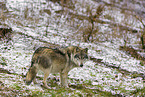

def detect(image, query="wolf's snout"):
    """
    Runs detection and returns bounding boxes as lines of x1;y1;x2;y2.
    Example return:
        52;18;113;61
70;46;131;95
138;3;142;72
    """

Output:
80;64;83;67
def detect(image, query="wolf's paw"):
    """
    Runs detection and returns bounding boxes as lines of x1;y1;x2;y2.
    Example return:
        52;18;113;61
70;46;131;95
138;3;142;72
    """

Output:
41;83;51;89
25;81;32;85
33;81;38;85
61;84;69;88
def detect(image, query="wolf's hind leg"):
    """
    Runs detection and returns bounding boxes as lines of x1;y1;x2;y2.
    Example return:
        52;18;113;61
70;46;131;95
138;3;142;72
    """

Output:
42;69;51;89
33;76;38;84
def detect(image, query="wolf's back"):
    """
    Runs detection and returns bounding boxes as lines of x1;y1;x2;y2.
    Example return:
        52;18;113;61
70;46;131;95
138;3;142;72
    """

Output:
31;47;66;67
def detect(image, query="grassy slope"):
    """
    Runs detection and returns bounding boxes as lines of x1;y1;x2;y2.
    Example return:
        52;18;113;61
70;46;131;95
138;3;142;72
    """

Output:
0;0;145;96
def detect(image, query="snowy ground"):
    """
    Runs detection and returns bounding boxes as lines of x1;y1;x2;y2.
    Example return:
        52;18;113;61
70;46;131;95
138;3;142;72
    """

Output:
0;0;145;96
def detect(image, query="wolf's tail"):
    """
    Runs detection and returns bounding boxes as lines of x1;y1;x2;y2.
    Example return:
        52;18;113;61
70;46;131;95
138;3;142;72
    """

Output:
25;64;37;85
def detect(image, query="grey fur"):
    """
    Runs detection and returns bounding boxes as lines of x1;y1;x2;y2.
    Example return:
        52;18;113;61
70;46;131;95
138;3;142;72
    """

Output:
26;46;88;88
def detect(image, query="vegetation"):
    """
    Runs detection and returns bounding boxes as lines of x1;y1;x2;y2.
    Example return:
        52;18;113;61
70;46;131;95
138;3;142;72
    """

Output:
0;0;145;96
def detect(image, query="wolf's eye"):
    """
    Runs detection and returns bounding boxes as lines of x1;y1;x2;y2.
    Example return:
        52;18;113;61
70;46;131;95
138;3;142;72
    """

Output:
74;54;80;59
83;54;88;59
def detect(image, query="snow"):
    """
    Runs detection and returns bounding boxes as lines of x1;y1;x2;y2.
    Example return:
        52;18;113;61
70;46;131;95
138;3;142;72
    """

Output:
1;0;145;96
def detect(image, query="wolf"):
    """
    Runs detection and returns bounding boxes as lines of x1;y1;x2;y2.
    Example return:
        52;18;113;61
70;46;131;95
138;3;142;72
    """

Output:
25;46;88;88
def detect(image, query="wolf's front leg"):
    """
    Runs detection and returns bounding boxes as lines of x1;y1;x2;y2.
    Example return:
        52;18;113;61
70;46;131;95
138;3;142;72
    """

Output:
60;72;69;88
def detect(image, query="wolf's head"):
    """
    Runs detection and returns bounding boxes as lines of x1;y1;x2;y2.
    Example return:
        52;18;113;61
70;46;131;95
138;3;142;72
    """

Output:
68;46;88;67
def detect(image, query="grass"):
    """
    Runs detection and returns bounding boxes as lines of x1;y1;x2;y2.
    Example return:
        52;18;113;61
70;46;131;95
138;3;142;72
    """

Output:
1;0;145;96
0;72;118;97
0;53;144;97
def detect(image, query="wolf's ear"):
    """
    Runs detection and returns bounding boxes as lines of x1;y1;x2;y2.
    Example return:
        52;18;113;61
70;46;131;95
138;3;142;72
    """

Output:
83;48;88;53
67;50;71;58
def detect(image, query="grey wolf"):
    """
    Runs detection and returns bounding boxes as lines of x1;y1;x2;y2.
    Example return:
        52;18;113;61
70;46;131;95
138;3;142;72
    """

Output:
25;46;88;88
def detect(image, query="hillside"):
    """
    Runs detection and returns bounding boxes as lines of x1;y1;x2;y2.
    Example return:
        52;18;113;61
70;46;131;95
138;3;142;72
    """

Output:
0;0;145;96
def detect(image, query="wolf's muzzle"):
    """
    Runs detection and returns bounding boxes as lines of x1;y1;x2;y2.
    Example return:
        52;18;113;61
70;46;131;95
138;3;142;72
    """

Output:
80;64;83;67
